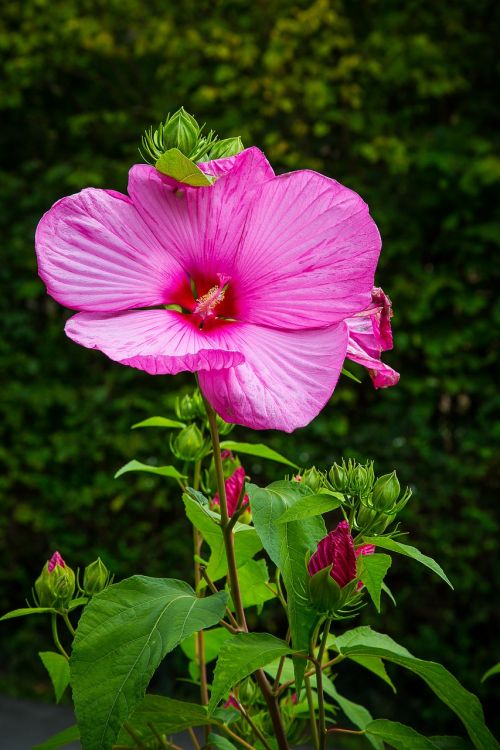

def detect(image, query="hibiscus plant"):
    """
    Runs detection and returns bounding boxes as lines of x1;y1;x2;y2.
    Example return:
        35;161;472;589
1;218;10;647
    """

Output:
2;109;497;750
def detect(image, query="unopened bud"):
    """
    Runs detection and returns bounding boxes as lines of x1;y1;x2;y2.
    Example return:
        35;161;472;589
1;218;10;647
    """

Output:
308;565;342;614
175;393;197;421
208;137;244;160
372;471;400;511
171;424;205;461
83;558;111;596
329;463;347;492
215;413;234;436
301;467;324;494
35;552;75;610
163;107;200;155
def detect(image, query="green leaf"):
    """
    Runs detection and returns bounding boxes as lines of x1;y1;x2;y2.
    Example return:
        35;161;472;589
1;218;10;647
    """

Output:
208;733;238;750
481;662;500;682
155;148;214;186
230;559;276;609
115;695;212;746
114;460;185;480
348;655;397;692
68;597;89;610
357;553;392;612
131;417;185;430
0;606;55;620
341;366;362;383
208;632;292;713
333;626;498;750
366;719;441;749
39;651;70;703
219;441;298;468
363;536;453;589
248;481;326;690
183;493;262;581
180;627;232;664
321;676;384;750
70;575;227;750
430;737;473;750
277;492;343;523
32;725;79;750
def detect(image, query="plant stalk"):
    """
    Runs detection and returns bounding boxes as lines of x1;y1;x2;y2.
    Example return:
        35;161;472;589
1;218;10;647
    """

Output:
315;619;331;750
51;614;69;659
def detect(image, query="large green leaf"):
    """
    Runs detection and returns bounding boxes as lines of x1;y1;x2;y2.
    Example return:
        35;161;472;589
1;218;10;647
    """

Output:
363;536;453;589
347;654;396;692
219;441;298;468
114;460;185;481
248;481;326;688
32;726;80;750
70;576;227;750
131;417;185;430
277;492;343;523
183;493;262;581
357;553;392;612
365;719;441;749
155;148;214;186
39;651;70;703
208;632;292;713
321;675;384;750
333;627;498;750
115;695;211;747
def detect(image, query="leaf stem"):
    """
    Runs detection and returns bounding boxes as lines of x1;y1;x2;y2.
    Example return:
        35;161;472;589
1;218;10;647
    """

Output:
62;611;75;637
315;619;331;750
233;697;274;750
192;458;210;736
305;675;319;750
220;724;258;750
187;726;202;750
51;614;69;659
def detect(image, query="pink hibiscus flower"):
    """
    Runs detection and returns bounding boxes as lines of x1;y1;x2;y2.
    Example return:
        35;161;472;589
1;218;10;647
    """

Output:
345;287;399;388
35;147;382;432
308;520;375;589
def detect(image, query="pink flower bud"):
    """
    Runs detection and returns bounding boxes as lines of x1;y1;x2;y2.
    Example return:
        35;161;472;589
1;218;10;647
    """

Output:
212;467;250;518
308;521;357;588
47;551;66;573
224;695;240;711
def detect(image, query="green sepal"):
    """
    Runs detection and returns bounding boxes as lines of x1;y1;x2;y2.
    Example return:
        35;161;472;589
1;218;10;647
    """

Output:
155;148;215;186
307;565;342;614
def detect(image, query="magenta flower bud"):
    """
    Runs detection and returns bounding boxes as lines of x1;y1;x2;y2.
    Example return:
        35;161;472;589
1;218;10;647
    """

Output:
224;695;240;711
211;467;250;520
35;552;75;610
47;551;66;573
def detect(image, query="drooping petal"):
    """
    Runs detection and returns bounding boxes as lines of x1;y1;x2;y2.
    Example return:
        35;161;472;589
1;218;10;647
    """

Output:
346;287;400;388
231;169;382;329
128;148;275;292
65;310;245;375
198;321;348;432
35;189;190;312
308;521;357;588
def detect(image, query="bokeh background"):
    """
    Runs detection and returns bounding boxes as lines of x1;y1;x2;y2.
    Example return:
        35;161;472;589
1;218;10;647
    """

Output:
1;0;499;741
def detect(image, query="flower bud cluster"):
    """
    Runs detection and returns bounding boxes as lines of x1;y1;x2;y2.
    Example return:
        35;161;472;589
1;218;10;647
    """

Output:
33;552;113;611
171;388;234;463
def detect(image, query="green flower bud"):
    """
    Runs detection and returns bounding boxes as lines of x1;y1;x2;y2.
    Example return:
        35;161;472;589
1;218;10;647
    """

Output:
171;424;206;461
162;107;200;155
215;413;234;436
372;471;400;511
301;467;324;494
356;506;392;533
175;393;197;421
208;137;244;160
83;557;111;596
35;552;75;610
238;677;257;704
329;463;347;492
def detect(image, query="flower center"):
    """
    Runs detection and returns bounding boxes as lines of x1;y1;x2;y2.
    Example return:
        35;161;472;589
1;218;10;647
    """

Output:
193;273;231;320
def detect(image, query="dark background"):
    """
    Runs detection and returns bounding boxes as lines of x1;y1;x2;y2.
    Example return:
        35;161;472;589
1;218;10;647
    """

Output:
1;0;499;741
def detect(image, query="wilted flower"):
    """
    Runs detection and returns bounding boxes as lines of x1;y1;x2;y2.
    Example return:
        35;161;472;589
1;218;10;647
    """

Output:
211;466;250;522
36;147;383;432
345;287;399;388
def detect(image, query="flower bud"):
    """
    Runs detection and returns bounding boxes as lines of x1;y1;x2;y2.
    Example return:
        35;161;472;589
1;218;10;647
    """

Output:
83;557;111;596
174;393;197;421
372;471;400;512
329;463;347;492
171;424;206;461
215;413;234;436
35;552;75;610
308;565;342;614
162;107;200;155
301;467;324;494
208;137;244;160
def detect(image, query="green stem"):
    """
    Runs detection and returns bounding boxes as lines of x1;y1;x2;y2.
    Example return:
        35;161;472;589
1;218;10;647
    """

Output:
192;459;210;733
315;620;331;750
305;675;319;750
51;614;69;659
62;612;75;637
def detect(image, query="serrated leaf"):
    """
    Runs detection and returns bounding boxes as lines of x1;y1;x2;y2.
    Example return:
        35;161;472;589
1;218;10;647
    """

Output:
70;575;227;750
357;553;392;612
39;651;70;703
333;626;498;750
114;460;185;480
32;725;79;750
208;633;292;713
481;662;500;682
115;695;212;746
0;606;55;620
348;655;396;692
363;536;453;588
219;441;298;468
248;481;325;692
131;417;185;430
183;493;262;581
366;719;441;749
277;492;343;523
155;148;214;186
321;676;384;750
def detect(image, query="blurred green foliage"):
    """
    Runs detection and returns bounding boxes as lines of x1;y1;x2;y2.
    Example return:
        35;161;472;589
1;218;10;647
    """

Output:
0;0;498;736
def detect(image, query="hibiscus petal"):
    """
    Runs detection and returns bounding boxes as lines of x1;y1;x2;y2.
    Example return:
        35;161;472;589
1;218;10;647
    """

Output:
127;147;275;286
233;170;382;329
65;310;245;375
198;321;348;432
35;189;190;312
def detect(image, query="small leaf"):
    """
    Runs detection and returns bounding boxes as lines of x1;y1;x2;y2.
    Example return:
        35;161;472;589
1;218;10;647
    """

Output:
277;492;343;523
481;662;500;682
208;733;238;750
348;655;397;692
357;553;392;612
115;695;212;746
68;597;88;611
0;607;55;620
155;148;214;186
209;633;292;713
363;536;453;588
132;417;185;430
32;725;79;750
366;719;441;749
341;366;362;383
39;651;70;703
219;441;298;468
114;460;185;480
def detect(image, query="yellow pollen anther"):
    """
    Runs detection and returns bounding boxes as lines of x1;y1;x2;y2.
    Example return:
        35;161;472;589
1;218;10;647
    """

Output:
194;277;229;319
